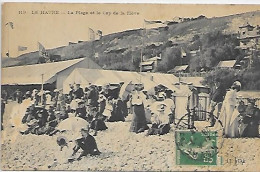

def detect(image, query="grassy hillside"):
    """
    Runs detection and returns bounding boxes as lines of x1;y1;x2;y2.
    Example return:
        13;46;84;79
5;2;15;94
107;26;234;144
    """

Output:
2;10;260;69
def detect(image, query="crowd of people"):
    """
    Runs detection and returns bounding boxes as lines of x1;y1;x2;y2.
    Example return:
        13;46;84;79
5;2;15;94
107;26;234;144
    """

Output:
1;79;260;161
209;80;260;138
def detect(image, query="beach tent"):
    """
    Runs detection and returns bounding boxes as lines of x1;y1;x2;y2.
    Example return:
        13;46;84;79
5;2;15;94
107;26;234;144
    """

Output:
63;68;181;94
63;68;122;94
140;72;180;93
63;69;159;94
2;57;101;88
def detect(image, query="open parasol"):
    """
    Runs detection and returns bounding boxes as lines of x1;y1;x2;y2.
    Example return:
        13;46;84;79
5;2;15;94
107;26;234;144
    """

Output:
57;116;88;132
56;117;89;141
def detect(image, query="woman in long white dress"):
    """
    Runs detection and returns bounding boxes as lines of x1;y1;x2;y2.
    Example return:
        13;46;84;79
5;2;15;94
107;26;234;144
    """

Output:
219;81;241;138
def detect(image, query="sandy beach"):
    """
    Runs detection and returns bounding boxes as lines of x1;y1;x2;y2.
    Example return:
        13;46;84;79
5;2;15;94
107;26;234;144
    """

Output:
1;102;260;171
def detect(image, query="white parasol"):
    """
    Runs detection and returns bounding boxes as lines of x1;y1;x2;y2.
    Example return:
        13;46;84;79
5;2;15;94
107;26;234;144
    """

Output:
56;117;89;141
57;116;88;132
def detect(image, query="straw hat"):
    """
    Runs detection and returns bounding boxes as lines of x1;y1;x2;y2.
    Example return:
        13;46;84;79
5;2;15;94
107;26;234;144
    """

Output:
248;98;256;105
80;124;90;132
232;81;241;90
44;90;51;94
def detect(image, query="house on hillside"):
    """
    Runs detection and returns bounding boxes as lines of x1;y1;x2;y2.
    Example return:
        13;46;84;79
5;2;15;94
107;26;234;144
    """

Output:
167;65;189;77
171;65;189;73
140;55;162;72
237;23;260;52
216;60;239;69
236;22;260;68
2;57;101;92
190;50;199;57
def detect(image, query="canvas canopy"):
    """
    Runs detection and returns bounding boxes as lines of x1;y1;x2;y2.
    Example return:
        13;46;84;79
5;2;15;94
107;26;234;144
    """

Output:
63;68;179;94
2;58;86;85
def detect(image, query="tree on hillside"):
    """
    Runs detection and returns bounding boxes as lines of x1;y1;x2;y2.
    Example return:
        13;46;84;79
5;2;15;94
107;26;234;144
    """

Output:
189;56;201;72
203;68;238;90
203;60;260;90
156;47;181;72
107;61;135;71
189;31;241;72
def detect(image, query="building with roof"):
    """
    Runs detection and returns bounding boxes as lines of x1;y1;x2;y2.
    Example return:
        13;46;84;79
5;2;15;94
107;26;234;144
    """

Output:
140;55;162;72
189;50;199;57
216;60;237;69
2;57;101;91
236;23;260;68
171;65;189;73
238;23;260;40
179;77;210;94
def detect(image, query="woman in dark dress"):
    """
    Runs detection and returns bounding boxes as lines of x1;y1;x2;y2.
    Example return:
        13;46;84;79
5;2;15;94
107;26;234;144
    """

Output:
90;111;108;136
129;89;148;133
108;98;125;122
240;99;260;138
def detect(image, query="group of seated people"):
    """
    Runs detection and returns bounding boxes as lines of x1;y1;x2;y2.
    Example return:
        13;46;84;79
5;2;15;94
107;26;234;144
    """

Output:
237;99;260;138
21;103;68;135
61;84;177;162
19;82;177;138
129;86;176;136
15;83;260;162
19;83;128;136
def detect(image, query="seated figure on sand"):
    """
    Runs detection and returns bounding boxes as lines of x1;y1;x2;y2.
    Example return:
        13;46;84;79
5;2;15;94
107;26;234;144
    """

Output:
69;126;101;161
146;92;171;136
238;98;260;138
21;104;59;135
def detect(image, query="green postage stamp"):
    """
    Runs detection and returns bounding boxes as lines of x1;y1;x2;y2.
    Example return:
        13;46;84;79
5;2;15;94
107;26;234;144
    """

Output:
175;130;219;166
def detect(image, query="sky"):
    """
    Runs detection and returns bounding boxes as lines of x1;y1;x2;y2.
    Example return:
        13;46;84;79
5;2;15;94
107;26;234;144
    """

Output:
1;3;260;57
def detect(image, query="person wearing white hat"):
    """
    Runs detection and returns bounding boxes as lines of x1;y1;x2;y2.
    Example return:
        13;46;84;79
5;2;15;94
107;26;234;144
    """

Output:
146;100;172;136
219;80;241;138
163;92;176;124
98;93;106;115
44;91;52;108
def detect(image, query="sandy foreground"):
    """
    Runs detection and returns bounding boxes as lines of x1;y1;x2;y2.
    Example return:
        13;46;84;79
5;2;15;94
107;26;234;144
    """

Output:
1;102;260;171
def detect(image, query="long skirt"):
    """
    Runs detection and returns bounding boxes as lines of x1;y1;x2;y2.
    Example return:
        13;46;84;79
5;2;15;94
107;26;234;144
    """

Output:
90;119;108;131
99;101;106;114
122;101;128;117
241;122;259;138
108;101;125;122
219;104;236;137
229;117;240;138
129;103;148;133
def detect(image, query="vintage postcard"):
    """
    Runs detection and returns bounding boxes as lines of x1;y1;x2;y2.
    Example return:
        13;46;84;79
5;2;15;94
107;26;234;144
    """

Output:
1;2;260;171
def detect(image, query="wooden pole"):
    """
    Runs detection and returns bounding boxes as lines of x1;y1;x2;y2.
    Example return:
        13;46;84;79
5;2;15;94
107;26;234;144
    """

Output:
7;23;10;57
41;74;44;105
140;20;145;73
179;71;181;84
